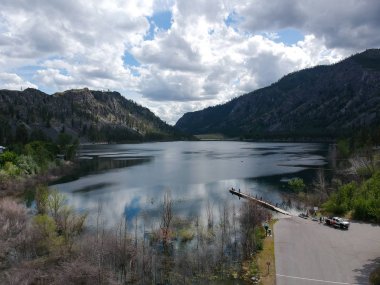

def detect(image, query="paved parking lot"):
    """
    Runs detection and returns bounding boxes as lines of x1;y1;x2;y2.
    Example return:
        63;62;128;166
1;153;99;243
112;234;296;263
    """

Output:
274;216;380;284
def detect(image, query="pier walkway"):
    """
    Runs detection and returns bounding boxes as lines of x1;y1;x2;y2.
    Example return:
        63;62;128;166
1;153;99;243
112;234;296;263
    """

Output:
229;188;292;216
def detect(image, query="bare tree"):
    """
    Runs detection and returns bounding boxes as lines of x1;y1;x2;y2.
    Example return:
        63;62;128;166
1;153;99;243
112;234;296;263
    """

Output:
313;168;329;203
350;155;376;178
206;199;214;229
239;201;266;259
218;202;229;277
47;189;66;222
160;191;173;246
95;202;105;285
159;191;174;284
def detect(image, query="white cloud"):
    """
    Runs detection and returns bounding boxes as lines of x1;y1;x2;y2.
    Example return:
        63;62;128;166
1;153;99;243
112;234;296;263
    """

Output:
0;72;37;90
0;0;378;124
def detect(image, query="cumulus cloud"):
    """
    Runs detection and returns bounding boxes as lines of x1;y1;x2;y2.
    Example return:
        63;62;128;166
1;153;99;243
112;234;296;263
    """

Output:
0;0;151;92
0;72;37;90
236;0;380;50
133;31;205;73
0;0;379;124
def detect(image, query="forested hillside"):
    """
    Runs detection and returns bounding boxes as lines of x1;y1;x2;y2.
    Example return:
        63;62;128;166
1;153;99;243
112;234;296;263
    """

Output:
0;88;188;144
176;49;380;141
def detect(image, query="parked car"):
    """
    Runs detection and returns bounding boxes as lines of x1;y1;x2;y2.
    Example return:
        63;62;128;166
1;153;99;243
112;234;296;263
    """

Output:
298;213;308;219
325;216;350;229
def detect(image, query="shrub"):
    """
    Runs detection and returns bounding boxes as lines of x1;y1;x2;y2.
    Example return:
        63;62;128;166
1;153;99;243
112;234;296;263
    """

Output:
32;214;61;255
322;182;357;215
33;214;57;237
288;177;306;192
178;228;194;243
353;172;380;222
0;151;18;167
323;172;380;222
57;206;87;249
0;198;27;240
3;161;21;177
16;155;39;175
353;198;371;220
35;185;50;215
370;266;380;285
24;141;55;169
47;189;66;221
0;199;29;267
0;170;8;183
55;259;117;284
254;227;264;251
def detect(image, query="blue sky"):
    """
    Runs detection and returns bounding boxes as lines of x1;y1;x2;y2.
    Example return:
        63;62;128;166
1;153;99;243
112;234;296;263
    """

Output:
123;52;140;67
144;10;173;40
0;0;378;124
274;28;304;45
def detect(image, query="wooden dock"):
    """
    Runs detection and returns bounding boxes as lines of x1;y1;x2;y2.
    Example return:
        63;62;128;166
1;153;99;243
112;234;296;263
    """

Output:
229;189;292;216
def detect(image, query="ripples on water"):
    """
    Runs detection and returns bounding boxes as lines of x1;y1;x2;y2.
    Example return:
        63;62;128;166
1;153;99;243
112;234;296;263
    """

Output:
50;141;330;227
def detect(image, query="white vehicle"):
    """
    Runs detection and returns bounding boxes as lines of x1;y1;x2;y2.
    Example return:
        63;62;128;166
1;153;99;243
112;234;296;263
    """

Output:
325;216;350;229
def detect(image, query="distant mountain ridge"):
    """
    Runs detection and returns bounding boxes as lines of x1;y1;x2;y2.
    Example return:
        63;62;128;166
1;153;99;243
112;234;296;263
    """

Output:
0;88;187;144
175;49;380;139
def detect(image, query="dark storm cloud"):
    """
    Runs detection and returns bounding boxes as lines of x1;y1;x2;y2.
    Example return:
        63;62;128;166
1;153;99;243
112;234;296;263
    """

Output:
237;0;380;50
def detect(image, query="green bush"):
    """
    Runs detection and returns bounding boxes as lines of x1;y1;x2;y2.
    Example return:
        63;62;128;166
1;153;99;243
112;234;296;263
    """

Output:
16;154;40;175
34;214;57;237
354;172;380;222
323;182;356;215
33;214;61;255
3;161;21;177
254;227;264;251
0;150;18;167
24;141;56;169
323;199;347;215
353;198;371;220
288;177;306;192
324;172;380;222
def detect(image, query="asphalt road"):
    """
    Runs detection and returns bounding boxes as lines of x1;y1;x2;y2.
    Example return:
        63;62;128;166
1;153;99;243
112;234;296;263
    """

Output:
274;216;380;285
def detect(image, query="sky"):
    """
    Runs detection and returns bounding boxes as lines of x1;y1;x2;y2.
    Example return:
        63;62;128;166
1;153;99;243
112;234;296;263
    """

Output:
1;0;379;125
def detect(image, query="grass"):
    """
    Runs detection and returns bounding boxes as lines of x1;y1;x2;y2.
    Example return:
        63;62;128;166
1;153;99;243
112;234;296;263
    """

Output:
256;219;277;285
240;219;277;284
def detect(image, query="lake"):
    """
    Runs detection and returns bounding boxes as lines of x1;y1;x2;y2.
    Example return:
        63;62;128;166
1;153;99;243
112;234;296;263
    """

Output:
51;141;330;226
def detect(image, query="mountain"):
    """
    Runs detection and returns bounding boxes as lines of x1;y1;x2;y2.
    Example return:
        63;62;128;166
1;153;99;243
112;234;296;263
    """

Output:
0;88;188;144
175;49;380;140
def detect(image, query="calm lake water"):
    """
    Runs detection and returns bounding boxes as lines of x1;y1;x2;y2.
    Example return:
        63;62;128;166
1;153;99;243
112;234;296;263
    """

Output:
51;141;330;226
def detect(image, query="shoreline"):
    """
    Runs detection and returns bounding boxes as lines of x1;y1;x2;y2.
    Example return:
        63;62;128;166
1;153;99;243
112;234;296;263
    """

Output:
0;161;76;199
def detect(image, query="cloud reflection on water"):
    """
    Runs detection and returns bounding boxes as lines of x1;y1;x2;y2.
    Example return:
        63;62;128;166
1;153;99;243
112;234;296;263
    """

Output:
51;141;329;228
